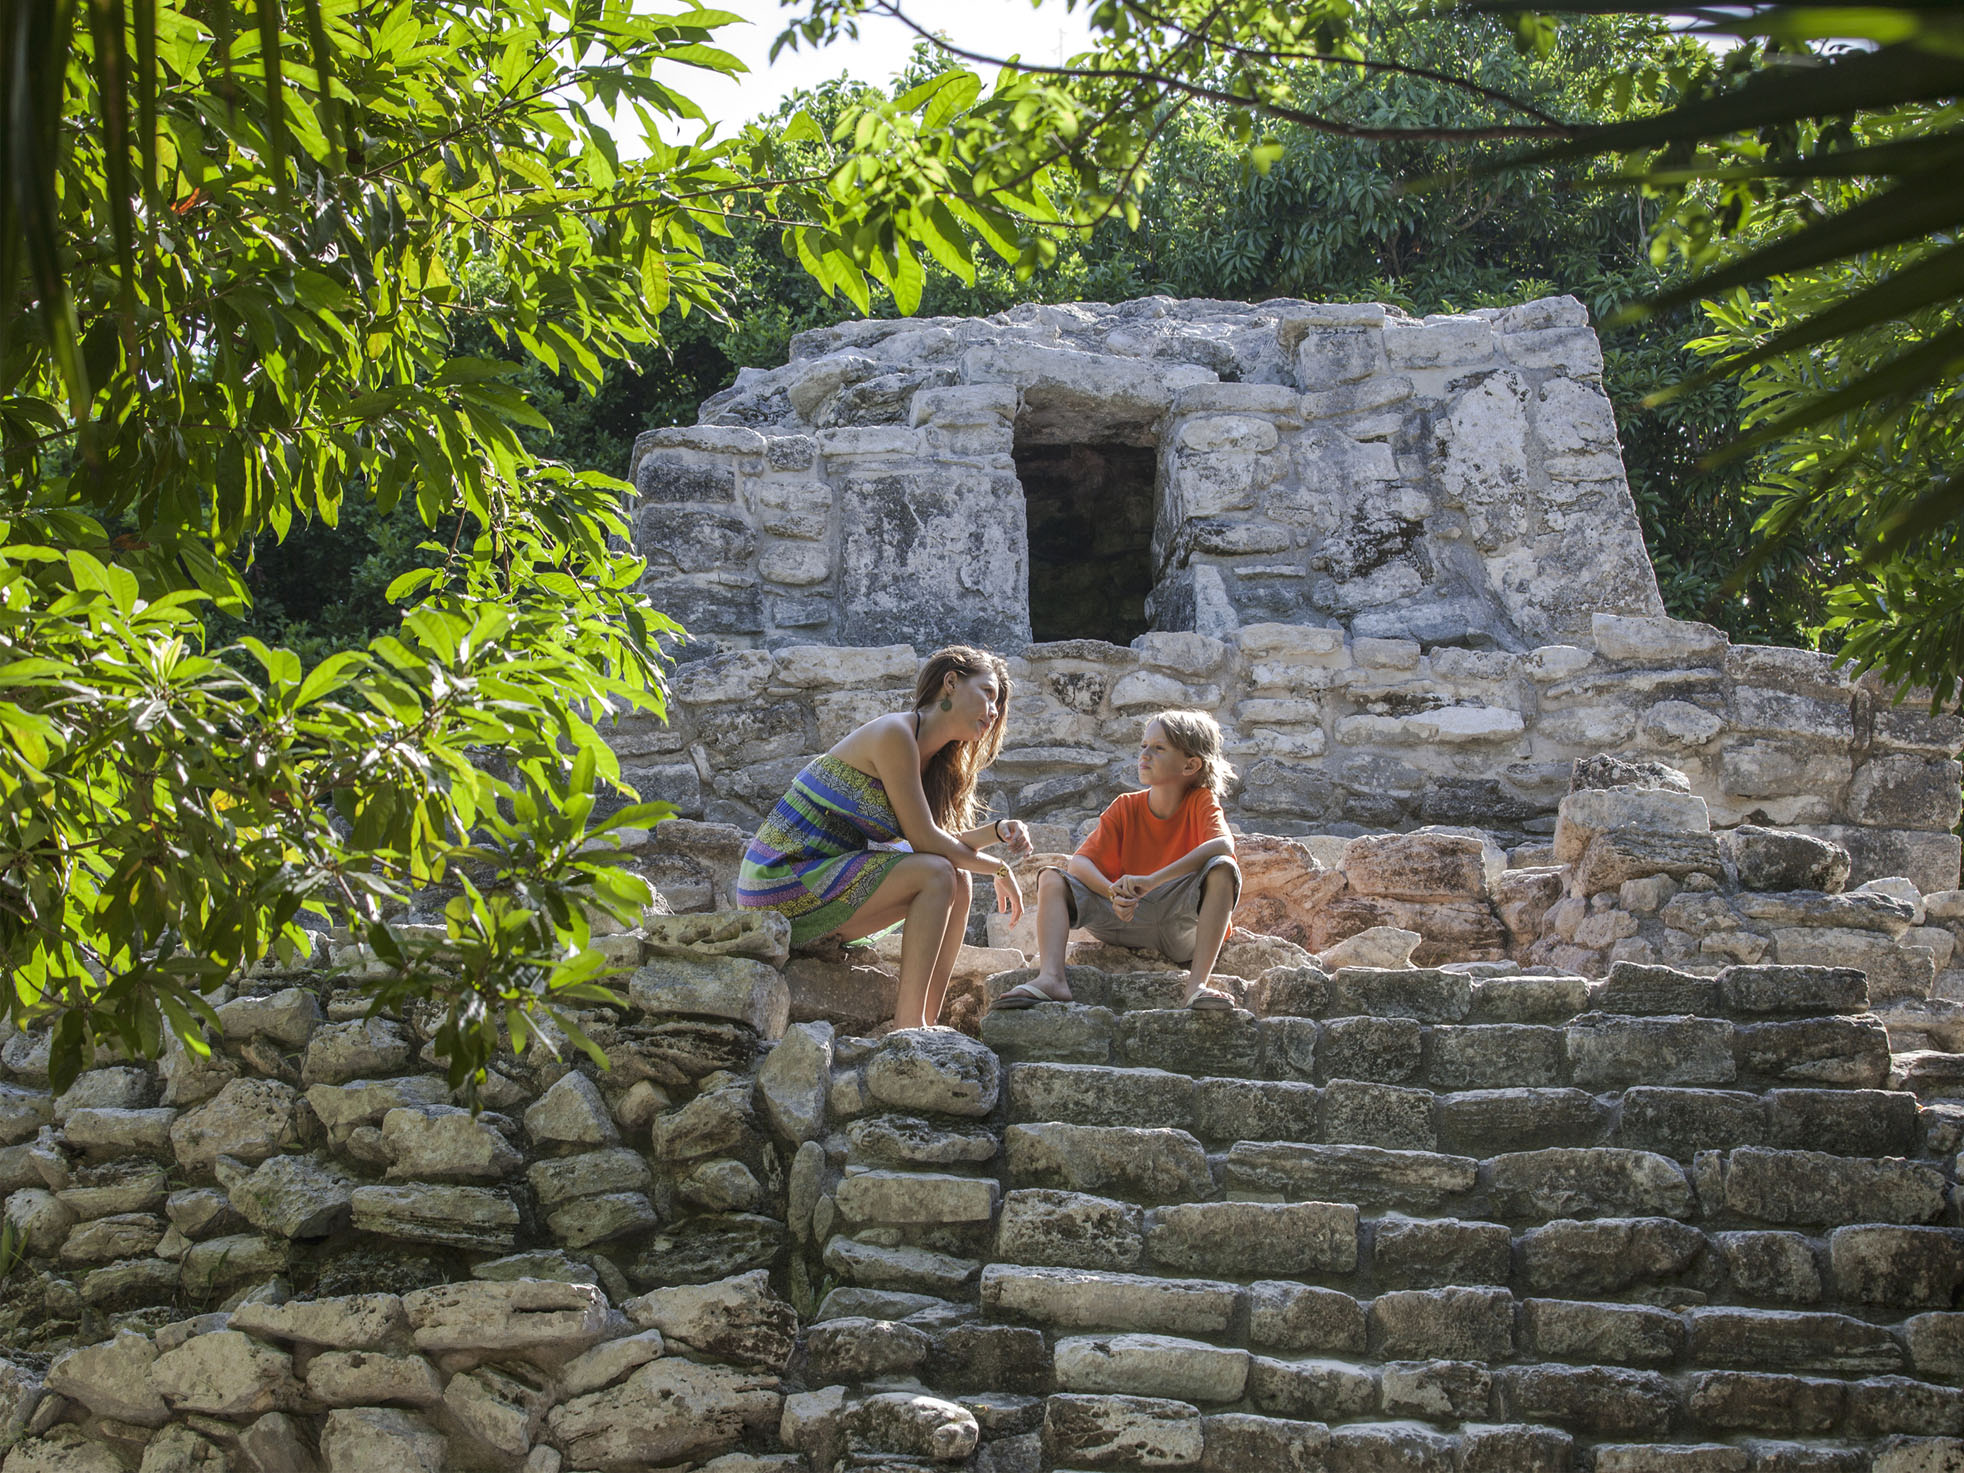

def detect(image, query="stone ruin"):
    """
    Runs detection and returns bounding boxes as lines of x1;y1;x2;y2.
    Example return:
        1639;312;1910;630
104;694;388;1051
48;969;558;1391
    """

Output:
6;298;1964;1472
624;296;1963;894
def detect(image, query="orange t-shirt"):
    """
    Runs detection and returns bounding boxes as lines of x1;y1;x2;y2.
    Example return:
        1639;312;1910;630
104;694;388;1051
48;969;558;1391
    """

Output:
1077;786;1233;885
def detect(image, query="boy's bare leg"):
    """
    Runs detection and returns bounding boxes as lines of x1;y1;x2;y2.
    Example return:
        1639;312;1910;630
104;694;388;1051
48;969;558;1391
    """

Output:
1180;865;1236;1005
920;869;973;1026
1026;868;1076;1001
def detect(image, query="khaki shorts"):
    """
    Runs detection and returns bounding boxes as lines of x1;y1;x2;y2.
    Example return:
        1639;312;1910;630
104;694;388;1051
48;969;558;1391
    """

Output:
1057;856;1242;964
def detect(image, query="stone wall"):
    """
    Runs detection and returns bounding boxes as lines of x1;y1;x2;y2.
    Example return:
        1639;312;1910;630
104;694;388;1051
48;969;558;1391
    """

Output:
17;889;1964;1471
632;296;1664;656
618;620;1963;894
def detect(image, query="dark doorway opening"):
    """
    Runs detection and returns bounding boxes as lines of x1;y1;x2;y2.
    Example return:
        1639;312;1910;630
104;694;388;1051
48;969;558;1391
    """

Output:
1016;440;1158;646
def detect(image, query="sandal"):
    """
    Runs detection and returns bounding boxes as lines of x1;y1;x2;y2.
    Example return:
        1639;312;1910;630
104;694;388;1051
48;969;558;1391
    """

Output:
991;981;1070;1011
1185;987;1234;1012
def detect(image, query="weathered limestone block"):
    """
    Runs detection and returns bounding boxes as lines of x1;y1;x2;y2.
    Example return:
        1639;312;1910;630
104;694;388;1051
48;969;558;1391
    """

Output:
630;956;790;1037
1192;1077;1318;1142
1830;1226;1964;1309
1503;1363;1677;1437
444;1362;551;1458
864;1029;1000;1116
1373;1215;1512;1288
304;1075;449;1137
1522;1298;1685;1365
547;1359;781;1469
1516;1216;1708;1296
1316;1015;1424;1082
381;1104;522;1181
1718;1230;1823;1304
822;1235;978;1296
1246;1281;1367;1354
46;1330;167;1425
0;1428;127;1473
1567;1014;1734;1088
1718;963;1868;1016
170;1079;298;1172
305;1349;444;1406
841;1391;979;1461
1488;1147;1693;1220
1006;1123;1213;1202
1738;889;1917;935
58;1210;164;1264
61;1106;175;1156
1439;1086;1602;1157
1245;1355;1376;1421
1226;1140;1475;1209
996;1189;1145;1271
1007;1062;1194;1130
1042;1392;1204;1468
1710;1147;1947;1225
1615;1087;1764;1158
318;1408;447;1473
1146;1200;1357;1277
227;1152;354;1238
229;1292;406;1349
1054;1334;1249;1403
980;1263;1238;1335
1689;1306;1903;1373
846;1113;997;1168
1372;1286;1515;1360
1773;926;1935;1002
405;1277;609;1352
152;1330;295;1417
523;1071;619;1148
834;1169;998;1225
755;1021;832;1144
1317;927;1421;971
1722;827;1851;893
527;1146;652;1206
1343;832;1489;900
350;1183;518;1251
301;1017;412;1086
1330;967;1472;1022
217;987;323;1049
1735;1016;1890;1087
801;1317;928;1382
1200;1411;1332;1473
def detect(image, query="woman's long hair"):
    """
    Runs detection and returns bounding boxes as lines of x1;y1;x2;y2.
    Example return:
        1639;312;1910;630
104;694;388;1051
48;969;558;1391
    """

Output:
914;645;1012;832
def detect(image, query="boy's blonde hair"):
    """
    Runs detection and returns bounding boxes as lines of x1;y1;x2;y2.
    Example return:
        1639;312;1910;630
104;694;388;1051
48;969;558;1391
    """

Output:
1151;709;1236;794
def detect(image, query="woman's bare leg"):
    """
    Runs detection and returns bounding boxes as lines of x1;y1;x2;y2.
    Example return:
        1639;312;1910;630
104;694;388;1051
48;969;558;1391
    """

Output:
919;868;973;1027
832;853;959;1030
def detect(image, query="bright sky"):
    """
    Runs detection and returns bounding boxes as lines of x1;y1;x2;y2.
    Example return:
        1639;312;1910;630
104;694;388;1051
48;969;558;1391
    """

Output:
653;0;1100;136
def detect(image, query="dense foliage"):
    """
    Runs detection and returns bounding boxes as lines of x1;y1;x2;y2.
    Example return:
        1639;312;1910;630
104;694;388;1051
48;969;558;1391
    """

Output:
237;16;1812;663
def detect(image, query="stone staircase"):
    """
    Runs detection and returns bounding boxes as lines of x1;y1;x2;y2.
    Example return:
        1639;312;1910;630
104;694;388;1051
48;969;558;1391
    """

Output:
792;953;1964;1472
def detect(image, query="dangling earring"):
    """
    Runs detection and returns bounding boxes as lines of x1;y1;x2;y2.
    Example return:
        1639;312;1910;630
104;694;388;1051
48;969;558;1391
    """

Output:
939;696;953;711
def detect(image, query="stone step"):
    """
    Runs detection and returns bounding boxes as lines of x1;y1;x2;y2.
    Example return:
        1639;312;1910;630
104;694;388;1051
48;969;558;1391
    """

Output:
1002;1062;1924;1160
984;1002;1892;1093
994;1189;1357;1280
984;960;1874;1030
1034;1347;1961;1445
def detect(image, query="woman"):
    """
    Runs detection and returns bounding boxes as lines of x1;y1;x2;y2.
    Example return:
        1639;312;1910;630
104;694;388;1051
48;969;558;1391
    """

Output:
737;645;1033;1032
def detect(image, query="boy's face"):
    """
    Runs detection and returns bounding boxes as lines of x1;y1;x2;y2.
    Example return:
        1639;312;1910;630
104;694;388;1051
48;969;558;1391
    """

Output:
1138;720;1200;788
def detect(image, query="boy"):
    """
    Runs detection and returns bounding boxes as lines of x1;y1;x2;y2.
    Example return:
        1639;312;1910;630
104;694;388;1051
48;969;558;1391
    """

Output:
994;709;1241;1011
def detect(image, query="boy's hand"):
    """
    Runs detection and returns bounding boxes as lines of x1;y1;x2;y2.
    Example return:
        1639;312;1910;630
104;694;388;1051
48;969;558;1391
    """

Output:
1111;873;1156;901
1109;893;1138;922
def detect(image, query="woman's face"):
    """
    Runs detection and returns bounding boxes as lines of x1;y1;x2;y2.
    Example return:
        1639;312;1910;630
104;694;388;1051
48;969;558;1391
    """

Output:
945;669;1003;741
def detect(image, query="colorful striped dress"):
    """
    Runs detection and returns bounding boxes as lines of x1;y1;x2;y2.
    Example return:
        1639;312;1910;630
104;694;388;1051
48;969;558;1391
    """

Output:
736;754;908;945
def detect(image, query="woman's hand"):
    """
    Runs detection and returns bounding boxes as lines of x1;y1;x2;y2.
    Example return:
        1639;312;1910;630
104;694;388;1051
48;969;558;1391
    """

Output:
995;819;1034;858
993;866;1025;924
